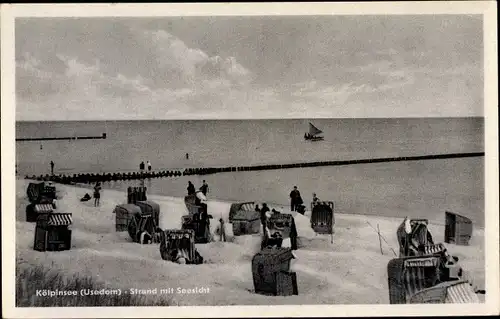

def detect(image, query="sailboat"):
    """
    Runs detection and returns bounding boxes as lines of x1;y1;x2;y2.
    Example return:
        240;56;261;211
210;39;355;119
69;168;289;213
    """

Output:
304;122;324;142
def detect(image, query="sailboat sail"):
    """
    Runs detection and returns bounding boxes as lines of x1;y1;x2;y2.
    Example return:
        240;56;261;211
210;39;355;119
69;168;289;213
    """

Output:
309;122;323;136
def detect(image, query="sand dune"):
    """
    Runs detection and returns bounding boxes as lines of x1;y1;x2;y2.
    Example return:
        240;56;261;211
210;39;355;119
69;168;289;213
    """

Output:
15;179;485;305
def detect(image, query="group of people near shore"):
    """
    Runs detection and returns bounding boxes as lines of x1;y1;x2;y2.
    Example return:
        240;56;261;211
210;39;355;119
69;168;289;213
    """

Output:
139;161;153;172
187;180;209;196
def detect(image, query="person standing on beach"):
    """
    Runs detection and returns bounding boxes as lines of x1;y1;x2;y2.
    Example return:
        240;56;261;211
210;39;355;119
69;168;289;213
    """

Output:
187;181;196;195
147;161;152;172
186;153;189;160
50;161;55;175
93;182;102;207
260;203;270;229
289;186;301;211
312;193;319;204
139;161;145;172
200;180;209;196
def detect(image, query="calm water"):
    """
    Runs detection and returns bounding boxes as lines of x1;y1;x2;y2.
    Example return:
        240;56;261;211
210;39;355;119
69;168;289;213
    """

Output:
16;118;485;226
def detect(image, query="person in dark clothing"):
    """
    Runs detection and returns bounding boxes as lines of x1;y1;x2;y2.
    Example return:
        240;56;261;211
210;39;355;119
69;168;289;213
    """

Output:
187;181;196;195
200;180;209;196
50;161;55;175
289;186;301;211
260;203;270;227
139;161;145;171
255;204;260;212
186;153;189;160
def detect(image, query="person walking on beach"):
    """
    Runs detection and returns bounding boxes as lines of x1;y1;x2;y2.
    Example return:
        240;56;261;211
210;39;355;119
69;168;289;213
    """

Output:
186;153;189;160
147;161;152;172
200;180;209;196
93;182;102;207
187;181;196;195
289;186;301;211
50;161;55;175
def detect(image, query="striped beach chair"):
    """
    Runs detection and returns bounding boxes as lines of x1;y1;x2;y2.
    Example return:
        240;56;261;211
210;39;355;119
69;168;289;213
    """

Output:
409;280;480;304
33;212;73;252
387;255;442;304
26;203;54;222
229;201;255;223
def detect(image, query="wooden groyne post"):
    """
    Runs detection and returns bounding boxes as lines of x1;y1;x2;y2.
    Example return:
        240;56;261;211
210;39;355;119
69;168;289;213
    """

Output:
16;133;107;142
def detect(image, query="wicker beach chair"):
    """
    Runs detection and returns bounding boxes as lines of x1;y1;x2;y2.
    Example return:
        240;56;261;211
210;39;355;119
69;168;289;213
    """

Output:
310;201;335;243
127;211;160;244
409;280;480;304
159;229;203;265
181;213;213;244
228;201;255;223
252;247;298;296
112;203;142;232
387;247;470;304
263;213;298;250
396;218;435;257
445;211;473;246
34;212;73;252
232;210;261;236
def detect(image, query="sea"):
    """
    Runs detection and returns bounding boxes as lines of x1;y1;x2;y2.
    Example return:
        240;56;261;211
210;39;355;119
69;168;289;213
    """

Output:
15;118;485;226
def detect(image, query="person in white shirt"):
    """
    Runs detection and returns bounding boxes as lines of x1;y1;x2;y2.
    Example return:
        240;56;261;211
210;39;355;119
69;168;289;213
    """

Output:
147;161;152;172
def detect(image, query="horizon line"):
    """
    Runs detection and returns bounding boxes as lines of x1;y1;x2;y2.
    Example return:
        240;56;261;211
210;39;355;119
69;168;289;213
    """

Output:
15;116;485;123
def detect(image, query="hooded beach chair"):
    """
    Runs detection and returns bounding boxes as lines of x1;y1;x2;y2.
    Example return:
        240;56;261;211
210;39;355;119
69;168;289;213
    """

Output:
33;212;73;252
396;217;435;257
112;203;142;231
310;201;335;243
409;280;480;304
387;247;469;304
264;213;298;250
127;211;159;244
252;247;298;296
159;229;203;265
228;201;255;223
445;211;473;246
231;210;261;236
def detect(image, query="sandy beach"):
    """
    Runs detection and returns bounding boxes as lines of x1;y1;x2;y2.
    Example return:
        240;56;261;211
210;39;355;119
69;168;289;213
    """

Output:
15;178;485;306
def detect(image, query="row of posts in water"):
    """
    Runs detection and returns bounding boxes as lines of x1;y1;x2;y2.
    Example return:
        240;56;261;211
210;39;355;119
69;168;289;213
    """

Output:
24;152;485;184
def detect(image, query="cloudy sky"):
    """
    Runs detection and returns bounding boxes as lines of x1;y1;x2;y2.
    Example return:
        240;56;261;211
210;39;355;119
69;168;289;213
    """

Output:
15;15;483;121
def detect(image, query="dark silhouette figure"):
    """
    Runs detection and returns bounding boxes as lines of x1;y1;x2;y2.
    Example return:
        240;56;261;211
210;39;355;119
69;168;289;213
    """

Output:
200;180;209;196
139;161;145;171
187;181;196;195
289;186;301;211
186;153;189;160
93;182;102;207
50;161;55;175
